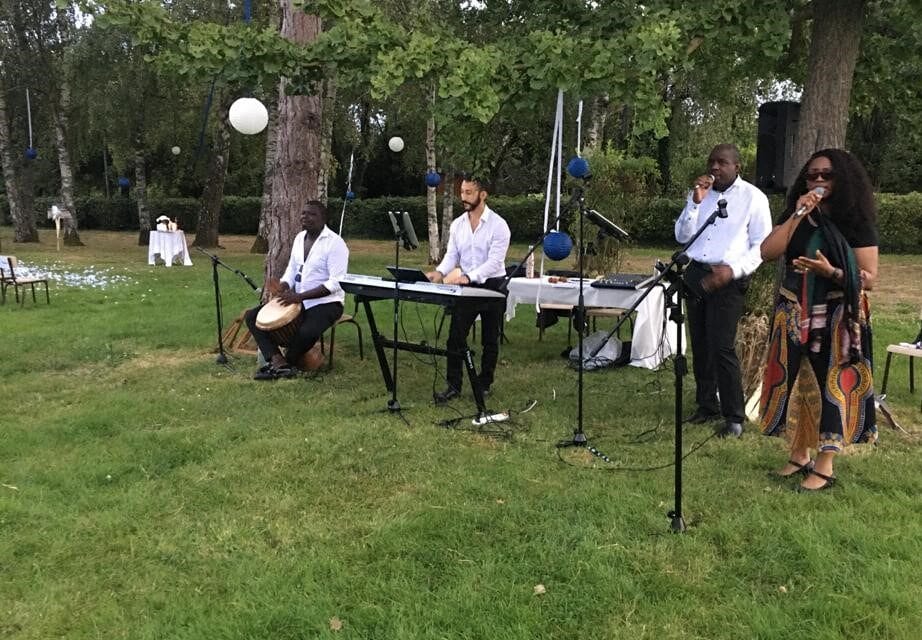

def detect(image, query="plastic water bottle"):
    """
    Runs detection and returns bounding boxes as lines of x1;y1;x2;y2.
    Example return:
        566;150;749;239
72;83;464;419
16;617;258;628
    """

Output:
526;246;535;278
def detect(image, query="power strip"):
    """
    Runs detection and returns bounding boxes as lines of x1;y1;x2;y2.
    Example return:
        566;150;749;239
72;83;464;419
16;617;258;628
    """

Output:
472;412;509;426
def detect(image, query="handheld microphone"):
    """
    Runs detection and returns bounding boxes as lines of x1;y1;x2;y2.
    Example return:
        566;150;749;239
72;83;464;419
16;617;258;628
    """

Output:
401;211;420;250
586;209;630;240
717;199;728;218
793;186;827;218
692;174;715;189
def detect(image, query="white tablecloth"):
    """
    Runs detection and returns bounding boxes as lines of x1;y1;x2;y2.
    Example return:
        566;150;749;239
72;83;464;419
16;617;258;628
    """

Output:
148;231;192;267
504;276;683;369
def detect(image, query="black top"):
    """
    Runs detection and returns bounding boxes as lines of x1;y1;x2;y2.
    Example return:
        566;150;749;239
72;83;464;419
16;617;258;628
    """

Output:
781;213;877;294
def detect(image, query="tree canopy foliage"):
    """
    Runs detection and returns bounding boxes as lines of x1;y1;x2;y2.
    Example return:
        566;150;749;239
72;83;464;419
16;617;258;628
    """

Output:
3;0;922;239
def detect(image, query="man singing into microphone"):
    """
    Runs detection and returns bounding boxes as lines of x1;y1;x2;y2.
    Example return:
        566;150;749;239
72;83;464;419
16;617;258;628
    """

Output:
675;143;772;437
426;174;511;403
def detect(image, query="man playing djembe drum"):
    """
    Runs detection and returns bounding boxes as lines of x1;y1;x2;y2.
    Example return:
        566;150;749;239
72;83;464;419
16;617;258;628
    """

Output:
245;201;349;380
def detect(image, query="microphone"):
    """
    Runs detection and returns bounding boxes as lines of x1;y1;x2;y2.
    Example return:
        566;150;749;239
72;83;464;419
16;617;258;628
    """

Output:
401;211;419;250
793;186;827;218
586;209;630;240
241;273;259;290
692;174;715;189
717;199;728;218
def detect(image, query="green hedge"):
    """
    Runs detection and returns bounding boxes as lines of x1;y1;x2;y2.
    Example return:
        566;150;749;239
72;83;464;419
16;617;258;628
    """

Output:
876;192;922;253
3;192;920;252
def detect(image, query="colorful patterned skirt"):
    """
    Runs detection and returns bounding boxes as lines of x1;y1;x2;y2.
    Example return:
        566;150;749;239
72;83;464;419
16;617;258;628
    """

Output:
759;290;877;452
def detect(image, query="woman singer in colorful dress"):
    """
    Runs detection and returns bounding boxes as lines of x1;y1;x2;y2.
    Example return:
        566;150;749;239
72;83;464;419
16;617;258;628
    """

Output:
758;148;878;491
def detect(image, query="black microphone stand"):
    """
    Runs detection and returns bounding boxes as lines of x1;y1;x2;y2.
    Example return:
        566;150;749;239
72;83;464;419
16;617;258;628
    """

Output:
586;200;727;532
554;184;612;461
195;246;260;367
387;212;409;416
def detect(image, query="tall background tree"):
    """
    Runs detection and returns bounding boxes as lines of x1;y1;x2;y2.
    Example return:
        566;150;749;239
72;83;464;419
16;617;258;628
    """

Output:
4;0;922;257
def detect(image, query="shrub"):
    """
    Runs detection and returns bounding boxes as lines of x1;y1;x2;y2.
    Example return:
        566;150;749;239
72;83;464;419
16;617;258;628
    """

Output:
2;192;919;253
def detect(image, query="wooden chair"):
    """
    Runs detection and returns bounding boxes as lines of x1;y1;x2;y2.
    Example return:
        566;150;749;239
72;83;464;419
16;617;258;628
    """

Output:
1;256;50;306
880;306;922;411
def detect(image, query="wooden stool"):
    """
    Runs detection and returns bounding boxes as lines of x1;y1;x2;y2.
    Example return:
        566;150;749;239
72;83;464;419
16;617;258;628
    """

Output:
586;307;633;339
321;314;364;370
538;303;574;344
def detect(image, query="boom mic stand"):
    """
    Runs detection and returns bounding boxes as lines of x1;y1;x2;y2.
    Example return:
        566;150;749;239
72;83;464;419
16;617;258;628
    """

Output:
195;246;260;367
587;199;728;532
554;184;612;461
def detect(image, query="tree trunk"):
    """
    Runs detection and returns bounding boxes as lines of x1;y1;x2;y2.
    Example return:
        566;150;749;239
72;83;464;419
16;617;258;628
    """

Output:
0;88;36;242
134;143;151;246
440;168;454;257
18;158;38;242
788;0;865;185
193;93;231;248
425;84;440;264
265;2;322;285
586;94;610;150
251;99;278;254
352;99;373;196
317;74;337;206
53;61;82;245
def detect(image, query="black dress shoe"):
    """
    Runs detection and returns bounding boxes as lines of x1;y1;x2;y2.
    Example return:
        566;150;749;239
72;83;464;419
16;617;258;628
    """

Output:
684;409;721;424
434;386;461;404
253;364;277;381
716;421;743;438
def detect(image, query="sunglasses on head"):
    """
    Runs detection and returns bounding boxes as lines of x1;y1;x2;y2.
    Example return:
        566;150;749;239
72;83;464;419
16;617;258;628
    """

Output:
805;169;835;181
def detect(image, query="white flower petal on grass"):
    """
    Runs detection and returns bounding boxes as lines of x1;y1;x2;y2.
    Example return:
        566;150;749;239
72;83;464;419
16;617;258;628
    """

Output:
12;259;136;289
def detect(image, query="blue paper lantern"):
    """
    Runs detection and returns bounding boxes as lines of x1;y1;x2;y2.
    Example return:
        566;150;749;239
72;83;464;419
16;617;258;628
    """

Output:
543;231;573;261
566;156;590;179
345;190;356;201
25;147;38;160
117;176;130;189
425;171;441;188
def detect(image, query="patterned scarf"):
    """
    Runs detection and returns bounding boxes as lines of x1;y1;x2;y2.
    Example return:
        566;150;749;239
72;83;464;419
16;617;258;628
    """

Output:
799;216;862;363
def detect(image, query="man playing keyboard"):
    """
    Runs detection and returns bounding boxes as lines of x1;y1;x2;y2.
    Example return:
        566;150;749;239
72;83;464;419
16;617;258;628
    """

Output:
426;174;511;403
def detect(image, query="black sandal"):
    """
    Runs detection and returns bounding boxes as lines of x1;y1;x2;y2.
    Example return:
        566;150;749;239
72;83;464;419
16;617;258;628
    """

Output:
777;458;814;478
797;469;837;492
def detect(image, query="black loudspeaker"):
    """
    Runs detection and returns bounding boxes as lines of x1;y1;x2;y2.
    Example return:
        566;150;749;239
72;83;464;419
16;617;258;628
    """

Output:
755;101;800;193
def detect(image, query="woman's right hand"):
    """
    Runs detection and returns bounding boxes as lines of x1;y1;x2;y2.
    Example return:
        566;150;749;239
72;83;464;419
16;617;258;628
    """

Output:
792;189;824;220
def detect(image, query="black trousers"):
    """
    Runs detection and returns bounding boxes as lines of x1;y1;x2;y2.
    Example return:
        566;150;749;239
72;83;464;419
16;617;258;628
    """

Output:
445;279;505;391
244;301;343;366
685;277;747;423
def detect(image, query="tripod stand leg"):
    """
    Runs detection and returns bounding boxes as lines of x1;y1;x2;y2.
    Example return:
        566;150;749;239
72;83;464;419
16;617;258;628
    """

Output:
210;256;228;364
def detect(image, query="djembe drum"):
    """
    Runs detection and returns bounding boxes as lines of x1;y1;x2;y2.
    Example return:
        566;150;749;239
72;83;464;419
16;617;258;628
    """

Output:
254;298;325;371
255;298;302;346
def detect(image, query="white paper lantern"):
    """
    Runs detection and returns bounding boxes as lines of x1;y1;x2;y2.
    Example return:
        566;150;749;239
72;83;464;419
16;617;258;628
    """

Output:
171;146;181;155
388;136;405;153
229;97;269;135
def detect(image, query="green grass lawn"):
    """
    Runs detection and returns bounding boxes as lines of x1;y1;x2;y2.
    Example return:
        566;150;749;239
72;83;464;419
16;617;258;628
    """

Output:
2;230;921;639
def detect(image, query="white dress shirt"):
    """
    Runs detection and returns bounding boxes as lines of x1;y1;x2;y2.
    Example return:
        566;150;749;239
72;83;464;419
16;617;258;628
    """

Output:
281;225;349;310
674;175;772;278
436;205;511;284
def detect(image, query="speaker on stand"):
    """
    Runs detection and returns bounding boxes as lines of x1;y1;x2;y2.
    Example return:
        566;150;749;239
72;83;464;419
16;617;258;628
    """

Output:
755;100;800;194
